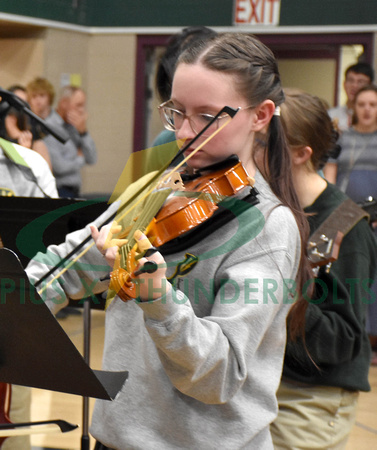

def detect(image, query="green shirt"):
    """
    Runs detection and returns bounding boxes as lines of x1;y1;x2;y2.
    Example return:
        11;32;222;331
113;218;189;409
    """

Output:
283;182;377;391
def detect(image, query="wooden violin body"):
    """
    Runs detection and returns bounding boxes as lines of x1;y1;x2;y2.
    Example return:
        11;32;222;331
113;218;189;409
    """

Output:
148;161;252;247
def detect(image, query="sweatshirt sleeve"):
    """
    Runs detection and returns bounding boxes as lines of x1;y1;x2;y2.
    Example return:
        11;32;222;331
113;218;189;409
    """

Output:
68;126;97;165
25;171;161;314
43;135;86;177
26;202;119;314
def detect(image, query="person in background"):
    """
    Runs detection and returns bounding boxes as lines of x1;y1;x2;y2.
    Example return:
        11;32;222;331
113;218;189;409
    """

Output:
26;33;313;449
25;77;55;121
325;84;377;366
0;85;52;169
271;88;377;449
0;136;58;198
27;78;97;198
328;62;374;132
55;85;97;163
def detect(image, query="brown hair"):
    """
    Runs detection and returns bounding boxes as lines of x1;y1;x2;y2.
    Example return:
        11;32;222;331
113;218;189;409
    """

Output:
352;84;377;125
26;77;55;105
155;26;217;102
177;33;312;338
280;88;337;170
345;62;374;82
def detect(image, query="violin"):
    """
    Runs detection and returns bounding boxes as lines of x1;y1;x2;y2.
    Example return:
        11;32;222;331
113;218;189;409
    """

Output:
148;158;254;247
109;157;256;302
35;105;241;295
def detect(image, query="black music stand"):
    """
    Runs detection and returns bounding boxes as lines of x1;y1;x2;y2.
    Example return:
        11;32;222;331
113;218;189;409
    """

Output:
0;196;111;448
0;196;108;269
0;248;128;448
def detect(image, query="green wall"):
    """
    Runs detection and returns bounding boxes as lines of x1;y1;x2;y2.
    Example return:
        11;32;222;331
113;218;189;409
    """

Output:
1;0;376;27
0;0;233;27
281;0;377;26
0;0;89;25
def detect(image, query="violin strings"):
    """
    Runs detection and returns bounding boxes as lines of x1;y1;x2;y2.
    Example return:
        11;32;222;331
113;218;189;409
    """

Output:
115;114;235;262
35;108;237;289
118;189;172;264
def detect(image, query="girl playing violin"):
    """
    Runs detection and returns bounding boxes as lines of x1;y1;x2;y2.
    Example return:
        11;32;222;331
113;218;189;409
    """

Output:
27;33;311;449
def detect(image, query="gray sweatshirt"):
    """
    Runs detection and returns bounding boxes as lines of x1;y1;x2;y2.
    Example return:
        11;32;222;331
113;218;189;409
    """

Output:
44;110;97;190
26;171;301;449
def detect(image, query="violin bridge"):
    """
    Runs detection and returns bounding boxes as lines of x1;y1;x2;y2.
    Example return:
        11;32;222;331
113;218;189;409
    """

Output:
157;172;185;192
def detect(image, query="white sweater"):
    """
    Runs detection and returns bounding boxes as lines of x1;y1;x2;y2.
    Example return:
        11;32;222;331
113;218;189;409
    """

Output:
0;142;58;198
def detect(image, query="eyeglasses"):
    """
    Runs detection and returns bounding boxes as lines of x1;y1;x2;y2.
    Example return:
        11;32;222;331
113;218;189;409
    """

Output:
158;100;254;137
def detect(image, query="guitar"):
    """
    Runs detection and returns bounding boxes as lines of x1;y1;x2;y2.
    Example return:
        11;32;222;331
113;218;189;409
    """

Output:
307;229;344;274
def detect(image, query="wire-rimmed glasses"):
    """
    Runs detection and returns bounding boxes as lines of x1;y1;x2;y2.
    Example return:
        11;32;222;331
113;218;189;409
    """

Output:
158;100;236;137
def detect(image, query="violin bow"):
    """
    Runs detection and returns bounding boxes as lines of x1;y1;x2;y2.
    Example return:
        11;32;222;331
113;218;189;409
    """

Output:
0;419;78;437
35;106;240;294
117;105;243;267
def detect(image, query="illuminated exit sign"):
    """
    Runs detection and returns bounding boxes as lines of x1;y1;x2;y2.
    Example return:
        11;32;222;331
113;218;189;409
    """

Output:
234;0;281;25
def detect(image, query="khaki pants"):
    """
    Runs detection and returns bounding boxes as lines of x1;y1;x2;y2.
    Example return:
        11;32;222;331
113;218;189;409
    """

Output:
270;379;359;450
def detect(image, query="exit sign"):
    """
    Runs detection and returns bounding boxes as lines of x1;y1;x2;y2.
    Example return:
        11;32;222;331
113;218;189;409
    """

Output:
234;0;281;25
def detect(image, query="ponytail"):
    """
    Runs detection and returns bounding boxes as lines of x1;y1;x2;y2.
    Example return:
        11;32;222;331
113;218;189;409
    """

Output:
265;115;313;340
